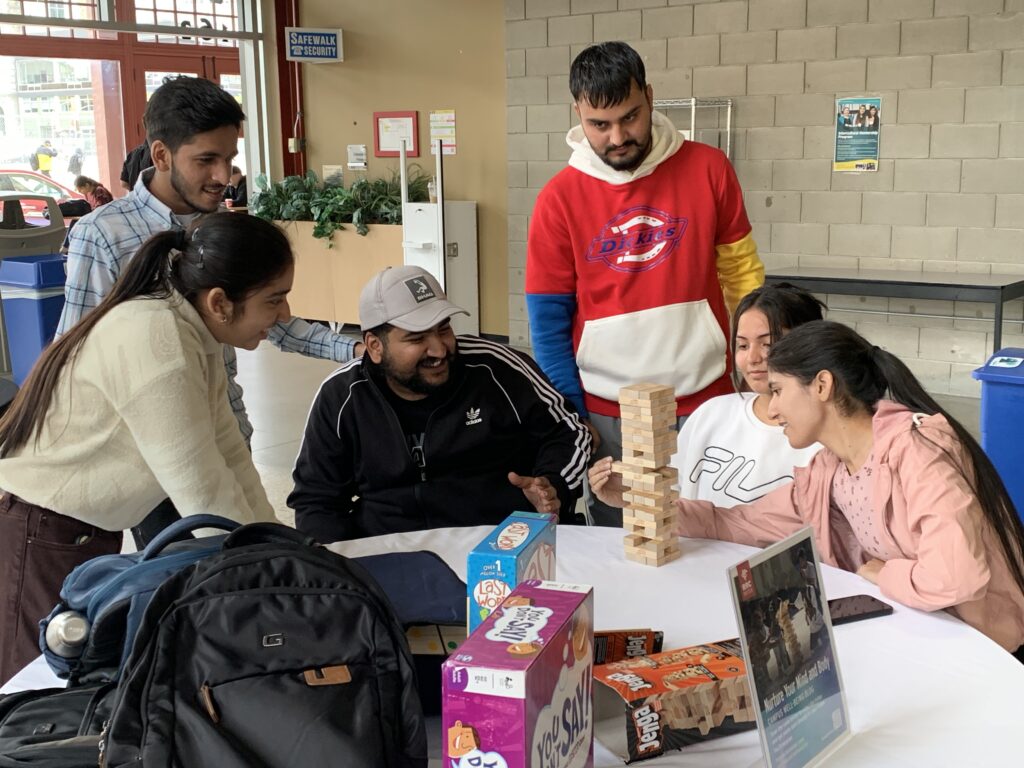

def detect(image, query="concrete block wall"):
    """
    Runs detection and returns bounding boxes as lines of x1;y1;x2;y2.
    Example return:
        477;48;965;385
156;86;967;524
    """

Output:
505;0;1024;396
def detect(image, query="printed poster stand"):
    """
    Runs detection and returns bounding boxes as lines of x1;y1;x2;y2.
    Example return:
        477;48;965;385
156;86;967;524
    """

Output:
728;528;852;768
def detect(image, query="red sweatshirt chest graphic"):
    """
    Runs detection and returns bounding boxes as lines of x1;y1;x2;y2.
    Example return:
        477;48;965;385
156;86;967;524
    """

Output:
585;206;688;273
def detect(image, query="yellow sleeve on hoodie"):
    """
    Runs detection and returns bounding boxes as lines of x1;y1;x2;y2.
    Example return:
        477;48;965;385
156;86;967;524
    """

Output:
716;232;764;315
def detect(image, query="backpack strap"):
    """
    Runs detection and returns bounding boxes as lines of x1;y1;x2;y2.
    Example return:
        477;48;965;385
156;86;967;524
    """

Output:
140;515;241;561
222;522;320;551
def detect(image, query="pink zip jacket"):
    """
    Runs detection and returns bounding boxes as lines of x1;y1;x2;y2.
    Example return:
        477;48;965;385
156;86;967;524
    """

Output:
678;400;1024;651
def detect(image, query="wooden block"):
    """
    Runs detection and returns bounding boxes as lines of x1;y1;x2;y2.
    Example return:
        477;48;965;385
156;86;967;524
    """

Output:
620;414;677;431
625;545;680;568
622;490;674;510
620;402;677;417
613;462;675;486
627;506;677;526
618;382;675;401
620;392;675;404
624;534;676;556
623;476;673;495
611;461;655;481
618;436;675;454
622;449;675;468
621;414;675;429
620;435;675;452
623;516;676;538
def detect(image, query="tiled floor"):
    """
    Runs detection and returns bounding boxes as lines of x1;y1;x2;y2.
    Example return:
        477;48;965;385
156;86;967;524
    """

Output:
234;341;342;526
235;340;984;527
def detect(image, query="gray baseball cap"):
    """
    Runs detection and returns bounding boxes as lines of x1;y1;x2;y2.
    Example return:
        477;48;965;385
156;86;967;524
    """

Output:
359;265;468;332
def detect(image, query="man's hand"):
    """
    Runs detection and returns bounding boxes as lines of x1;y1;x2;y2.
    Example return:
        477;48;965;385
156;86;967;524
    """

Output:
587;456;624;509
857;558;885;585
508;472;561;515
353;341;366;357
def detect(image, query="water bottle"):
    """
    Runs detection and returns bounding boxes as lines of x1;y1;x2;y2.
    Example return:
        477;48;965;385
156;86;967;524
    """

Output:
44;611;90;658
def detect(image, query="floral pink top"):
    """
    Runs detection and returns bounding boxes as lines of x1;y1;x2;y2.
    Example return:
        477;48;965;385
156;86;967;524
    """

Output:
831;454;902;561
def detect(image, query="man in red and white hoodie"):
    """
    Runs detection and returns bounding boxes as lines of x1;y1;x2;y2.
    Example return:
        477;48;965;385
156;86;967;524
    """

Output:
526;41;764;525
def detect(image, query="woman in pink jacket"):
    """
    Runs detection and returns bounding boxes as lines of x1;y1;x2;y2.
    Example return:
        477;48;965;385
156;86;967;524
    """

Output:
672;320;1024;656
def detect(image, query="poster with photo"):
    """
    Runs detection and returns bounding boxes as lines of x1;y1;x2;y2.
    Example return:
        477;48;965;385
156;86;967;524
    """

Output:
833;97;881;172
728;528;851;768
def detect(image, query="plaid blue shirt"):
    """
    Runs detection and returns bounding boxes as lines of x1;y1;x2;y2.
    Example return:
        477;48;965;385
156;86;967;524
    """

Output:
58;171;360;442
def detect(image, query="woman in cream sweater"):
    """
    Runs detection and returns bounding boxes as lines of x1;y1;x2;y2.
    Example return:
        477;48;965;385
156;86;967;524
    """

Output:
0;213;291;682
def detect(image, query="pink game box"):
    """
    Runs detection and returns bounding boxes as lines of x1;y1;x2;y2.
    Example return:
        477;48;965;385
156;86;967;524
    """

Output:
442;580;595;768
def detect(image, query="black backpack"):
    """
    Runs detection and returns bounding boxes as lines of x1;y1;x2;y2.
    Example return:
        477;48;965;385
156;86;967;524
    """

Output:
0;684;113;767
99;523;427;768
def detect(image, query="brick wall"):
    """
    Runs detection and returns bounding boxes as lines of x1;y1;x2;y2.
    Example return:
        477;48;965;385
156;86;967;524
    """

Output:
505;0;1024;396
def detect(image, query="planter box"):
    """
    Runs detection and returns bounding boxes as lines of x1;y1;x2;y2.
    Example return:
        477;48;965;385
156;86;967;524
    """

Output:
277;220;404;325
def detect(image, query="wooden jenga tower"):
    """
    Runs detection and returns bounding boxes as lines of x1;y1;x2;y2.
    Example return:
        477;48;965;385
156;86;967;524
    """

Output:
616;383;681;567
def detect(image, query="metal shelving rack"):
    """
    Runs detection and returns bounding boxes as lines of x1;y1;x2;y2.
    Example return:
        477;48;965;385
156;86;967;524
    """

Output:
654;98;734;158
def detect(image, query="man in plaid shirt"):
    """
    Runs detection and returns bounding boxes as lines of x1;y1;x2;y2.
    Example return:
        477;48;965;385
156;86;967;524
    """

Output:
59;76;362;445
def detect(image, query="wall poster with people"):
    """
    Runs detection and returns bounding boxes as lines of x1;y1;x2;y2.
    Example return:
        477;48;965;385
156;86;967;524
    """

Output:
833;97;881;172
729;528;851;768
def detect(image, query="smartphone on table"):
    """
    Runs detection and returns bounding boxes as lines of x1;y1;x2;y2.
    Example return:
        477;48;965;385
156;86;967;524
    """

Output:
827;594;894;625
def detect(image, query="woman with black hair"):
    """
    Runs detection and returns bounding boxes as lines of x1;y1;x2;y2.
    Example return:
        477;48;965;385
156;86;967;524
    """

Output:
675;320;1024;655
0;213;291;682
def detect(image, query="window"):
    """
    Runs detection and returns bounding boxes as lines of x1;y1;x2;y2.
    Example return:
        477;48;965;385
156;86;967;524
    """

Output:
134;0;238;47
0;0;107;39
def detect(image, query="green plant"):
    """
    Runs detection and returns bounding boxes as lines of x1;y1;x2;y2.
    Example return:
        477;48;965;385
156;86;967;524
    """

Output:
252;167;430;243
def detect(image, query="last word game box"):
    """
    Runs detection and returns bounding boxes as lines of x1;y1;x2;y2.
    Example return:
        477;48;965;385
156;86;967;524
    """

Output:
442;580;594;768
467;511;557;633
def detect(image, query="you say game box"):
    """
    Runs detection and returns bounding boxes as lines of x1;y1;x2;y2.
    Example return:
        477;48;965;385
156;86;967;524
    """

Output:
442;580;594;768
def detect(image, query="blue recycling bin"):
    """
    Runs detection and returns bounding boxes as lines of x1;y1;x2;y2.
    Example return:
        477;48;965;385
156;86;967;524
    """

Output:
0;253;66;386
972;348;1024;522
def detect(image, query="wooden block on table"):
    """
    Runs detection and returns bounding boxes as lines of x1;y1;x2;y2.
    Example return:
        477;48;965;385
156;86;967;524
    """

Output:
630;546;680;567
624;548;678;567
624;533;676;554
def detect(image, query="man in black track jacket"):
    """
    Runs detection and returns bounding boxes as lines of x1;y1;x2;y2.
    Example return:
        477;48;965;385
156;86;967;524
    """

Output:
289;266;592;543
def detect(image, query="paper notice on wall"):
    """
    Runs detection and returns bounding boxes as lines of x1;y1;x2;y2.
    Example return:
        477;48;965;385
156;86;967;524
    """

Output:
430;109;457;155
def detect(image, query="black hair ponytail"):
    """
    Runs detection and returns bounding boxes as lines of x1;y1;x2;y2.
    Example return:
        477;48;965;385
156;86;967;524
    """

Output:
0;213;292;456
769;320;1024;599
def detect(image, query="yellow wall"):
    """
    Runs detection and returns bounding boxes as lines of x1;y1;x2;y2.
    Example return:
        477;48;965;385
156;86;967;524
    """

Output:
261;0;508;335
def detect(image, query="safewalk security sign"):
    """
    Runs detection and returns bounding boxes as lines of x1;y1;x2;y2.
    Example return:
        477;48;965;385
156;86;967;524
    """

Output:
285;27;344;63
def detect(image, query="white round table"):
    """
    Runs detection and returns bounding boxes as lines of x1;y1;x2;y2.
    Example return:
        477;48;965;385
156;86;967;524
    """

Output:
5;526;1021;766
329;526;1024;768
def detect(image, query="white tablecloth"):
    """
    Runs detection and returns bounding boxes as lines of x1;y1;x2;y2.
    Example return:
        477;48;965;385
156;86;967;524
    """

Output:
6;526;1022;766
329;526;1024;768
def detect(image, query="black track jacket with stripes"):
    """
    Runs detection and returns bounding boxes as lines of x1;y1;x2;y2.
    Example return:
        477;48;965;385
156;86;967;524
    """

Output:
290;336;592;543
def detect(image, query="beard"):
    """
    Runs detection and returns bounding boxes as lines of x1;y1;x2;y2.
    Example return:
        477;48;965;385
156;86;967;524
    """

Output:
379;349;456;397
170;164;223;213
599;132;653;172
